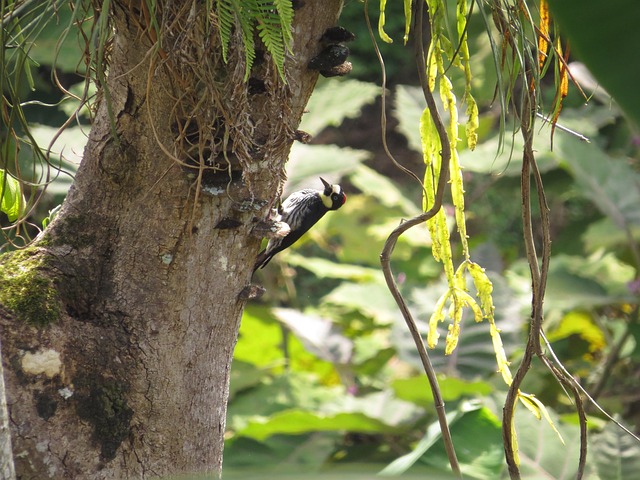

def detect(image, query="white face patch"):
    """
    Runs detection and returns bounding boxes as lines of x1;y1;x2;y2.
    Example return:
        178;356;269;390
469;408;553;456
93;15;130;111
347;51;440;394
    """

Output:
332;185;341;195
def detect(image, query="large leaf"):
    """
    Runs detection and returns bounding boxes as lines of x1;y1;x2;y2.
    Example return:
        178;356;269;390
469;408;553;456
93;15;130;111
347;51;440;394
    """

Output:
323;279;400;327
299;79;380;135
515;407;591;479
547;0;640;127
542;251;636;312
235;306;337;381
380;401;503;479
224;433;340;473
236;410;402;442
272;308;353;365
592;420;640;480
286;144;370;194
556;134;640;228
392;376;493;408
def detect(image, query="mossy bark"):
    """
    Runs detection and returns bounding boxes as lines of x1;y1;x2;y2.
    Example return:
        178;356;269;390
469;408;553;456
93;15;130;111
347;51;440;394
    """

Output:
0;1;344;478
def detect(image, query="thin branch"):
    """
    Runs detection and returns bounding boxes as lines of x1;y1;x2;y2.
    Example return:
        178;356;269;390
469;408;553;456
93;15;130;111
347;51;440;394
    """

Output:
371;0;460;476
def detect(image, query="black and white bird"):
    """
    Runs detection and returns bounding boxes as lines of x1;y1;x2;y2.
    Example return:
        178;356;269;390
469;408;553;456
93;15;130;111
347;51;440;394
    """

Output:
253;177;347;272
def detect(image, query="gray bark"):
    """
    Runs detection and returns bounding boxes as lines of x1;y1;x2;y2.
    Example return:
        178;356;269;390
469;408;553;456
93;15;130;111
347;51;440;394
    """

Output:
0;338;15;480
0;1;344;478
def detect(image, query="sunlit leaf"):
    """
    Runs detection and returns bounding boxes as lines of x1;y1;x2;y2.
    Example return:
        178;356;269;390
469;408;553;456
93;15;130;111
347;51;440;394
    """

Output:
0;169;25;221
299;79;380;135
237;410;401;441
392;376;493;407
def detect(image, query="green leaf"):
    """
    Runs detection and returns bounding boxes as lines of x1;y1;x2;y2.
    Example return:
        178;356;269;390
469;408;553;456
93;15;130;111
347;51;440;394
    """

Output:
349;164;421;217
272;308;353;364
418;404;504;480
236;410;401;441
556;134;640;228
380;401;503;478
0;169;25;221
515;407;589;479
323;280;399;326
582;218;640;253
224;434;340;472
299;79;380;135
545;311;606;353
284;253;382;281
25;3;90;73
286;144;370;193
547;0;640;127
235;306;337;380
543;251;636;311
392;376;494;408
592;419;640;480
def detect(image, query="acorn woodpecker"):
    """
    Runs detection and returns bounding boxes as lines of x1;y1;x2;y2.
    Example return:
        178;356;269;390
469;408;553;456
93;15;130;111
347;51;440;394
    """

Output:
253;177;347;271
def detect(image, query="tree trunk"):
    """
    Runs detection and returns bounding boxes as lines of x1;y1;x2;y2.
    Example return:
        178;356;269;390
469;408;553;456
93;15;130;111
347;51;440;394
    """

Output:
0;1;344;478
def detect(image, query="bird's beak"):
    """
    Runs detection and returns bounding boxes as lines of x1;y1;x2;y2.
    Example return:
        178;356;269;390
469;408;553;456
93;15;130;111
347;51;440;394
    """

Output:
319;177;331;190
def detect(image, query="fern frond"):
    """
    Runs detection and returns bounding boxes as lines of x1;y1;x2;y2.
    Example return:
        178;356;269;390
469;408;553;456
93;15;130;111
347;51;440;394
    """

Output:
272;0;294;49
254;1;287;79
214;0;293;82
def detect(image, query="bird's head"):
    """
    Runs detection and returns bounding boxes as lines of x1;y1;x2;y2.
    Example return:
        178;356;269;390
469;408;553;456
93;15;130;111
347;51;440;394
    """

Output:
319;177;347;210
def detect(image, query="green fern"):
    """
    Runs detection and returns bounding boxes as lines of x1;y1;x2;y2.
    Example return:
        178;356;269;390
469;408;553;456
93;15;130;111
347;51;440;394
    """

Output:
214;0;293;81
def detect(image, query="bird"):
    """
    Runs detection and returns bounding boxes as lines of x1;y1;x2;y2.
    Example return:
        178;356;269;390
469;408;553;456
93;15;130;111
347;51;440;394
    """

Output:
253;177;347;272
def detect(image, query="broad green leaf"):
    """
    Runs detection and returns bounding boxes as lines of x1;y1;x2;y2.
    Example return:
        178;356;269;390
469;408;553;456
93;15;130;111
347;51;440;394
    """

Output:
236;410;401;441
0;169;25;221
515;407;590;479
323;280;399;326
224;433;340;472
547;0;640;127
285;253;381;282
321;390;423;427
381;401;503;479
582;218;640;253
592;420;640;480
26;4;90;73
556;134;640;227
286;144;370;193
378;404;471;476
392;376;493;408
543;251;636;311
417;404;504;480
272;308;353;364
349;164;421;217
235;306;337;381
299;79;380;135
227;374;344;433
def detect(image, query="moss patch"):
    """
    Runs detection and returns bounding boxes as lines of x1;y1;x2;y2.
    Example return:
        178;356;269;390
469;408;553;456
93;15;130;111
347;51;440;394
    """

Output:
0;248;62;326
75;375;133;461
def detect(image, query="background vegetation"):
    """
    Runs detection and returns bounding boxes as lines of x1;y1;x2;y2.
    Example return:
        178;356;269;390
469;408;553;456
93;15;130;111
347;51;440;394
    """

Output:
3;0;640;478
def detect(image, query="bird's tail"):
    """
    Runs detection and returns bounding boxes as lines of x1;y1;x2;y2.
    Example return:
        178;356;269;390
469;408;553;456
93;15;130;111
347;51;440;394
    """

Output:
252;250;271;273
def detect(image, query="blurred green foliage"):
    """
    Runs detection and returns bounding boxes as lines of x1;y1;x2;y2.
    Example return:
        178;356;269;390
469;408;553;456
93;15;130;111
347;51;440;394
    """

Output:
4;1;640;478
228;62;640;479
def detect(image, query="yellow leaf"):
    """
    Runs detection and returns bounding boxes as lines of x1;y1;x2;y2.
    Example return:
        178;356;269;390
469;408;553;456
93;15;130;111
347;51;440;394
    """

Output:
403;0;412;44
518;391;565;445
428;291;450;348
465;95;479;151
538;0;550;69
378;0;393;43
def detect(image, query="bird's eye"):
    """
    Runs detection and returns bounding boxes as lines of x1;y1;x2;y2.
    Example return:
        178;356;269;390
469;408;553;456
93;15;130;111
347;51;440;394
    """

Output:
332;194;339;200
